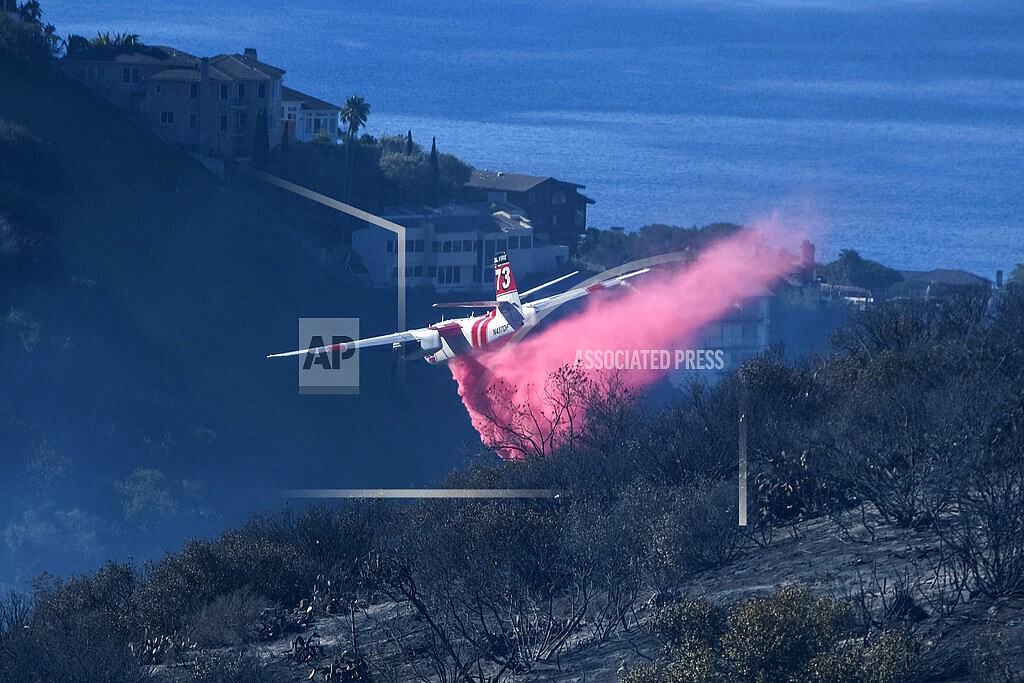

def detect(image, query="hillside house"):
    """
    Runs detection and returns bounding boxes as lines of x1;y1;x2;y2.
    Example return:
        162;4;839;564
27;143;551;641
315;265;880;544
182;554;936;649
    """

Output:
281;86;342;144
62;46;338;159
351;203;569;292
466;171;594;256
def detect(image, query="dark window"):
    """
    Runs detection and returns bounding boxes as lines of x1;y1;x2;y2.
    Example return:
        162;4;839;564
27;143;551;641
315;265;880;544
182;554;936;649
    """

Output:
154;85;161;95
496;239;507;252
521;236;532;249
122;67;130;83
238;83;246;99
508;236;519;249
462;239;473;252
428;266;437;277
413;266;423;277
219;114;228;131
131;68;139;83
220;84;229;100
188;112;197;130
442;241;452;253
159;111;174;125
258;82;266;98
453;241;462;253
405;240;414;253
190;82;198;99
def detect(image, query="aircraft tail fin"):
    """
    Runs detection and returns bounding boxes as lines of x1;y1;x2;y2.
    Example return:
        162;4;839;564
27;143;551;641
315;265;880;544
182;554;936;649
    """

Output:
493;251;522;309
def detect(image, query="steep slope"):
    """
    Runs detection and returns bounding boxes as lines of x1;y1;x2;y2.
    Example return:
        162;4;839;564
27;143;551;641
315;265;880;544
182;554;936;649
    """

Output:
0;59;478;589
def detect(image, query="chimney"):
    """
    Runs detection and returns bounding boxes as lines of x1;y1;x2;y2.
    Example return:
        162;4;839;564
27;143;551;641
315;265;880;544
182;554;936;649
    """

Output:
800;239;816;283
243;47;257;61
996;270;1003;288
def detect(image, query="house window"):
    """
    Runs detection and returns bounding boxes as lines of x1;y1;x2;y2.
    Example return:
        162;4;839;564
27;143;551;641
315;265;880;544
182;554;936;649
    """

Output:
508;236;519;250
453;241;462;253
188;112;197;130
154;85;161;95
220;84;229;100
521;236;532;249
405;240;414;253
427;266;437;277
238;83;246;99
462;240;472;252
414;240;425;252
553;190;567;205
437;266;462;285
496;239;507;252
413;266;423;277
190;82;198;99
121;67;130;83
442;241;452;253
159;111;174;125
132;68;139;83
219;114;228;131
258;82;266;98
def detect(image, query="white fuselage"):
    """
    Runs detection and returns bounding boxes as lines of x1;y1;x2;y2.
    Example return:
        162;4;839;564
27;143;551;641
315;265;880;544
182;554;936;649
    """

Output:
423;305;537;364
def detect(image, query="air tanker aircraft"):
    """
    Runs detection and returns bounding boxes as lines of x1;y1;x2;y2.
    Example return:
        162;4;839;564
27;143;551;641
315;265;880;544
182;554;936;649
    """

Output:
268;252;648;365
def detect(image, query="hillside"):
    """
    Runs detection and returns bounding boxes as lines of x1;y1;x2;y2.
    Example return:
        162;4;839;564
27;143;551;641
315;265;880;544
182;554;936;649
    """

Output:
0;57;479;589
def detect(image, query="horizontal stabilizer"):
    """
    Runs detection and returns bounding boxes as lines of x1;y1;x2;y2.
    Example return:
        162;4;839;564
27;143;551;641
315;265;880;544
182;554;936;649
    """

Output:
520;270;579;299
432;301;500;309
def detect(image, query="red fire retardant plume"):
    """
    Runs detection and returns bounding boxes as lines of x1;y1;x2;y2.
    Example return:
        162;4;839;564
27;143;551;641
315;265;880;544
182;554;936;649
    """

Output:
449;222;800;457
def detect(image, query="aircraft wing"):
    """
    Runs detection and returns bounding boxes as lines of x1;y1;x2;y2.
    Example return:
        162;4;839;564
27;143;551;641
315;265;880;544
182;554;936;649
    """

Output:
267;330;421;359
527;267;650;313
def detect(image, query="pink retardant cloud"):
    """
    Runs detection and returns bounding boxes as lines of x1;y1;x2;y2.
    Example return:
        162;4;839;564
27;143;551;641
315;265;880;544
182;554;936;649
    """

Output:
450;218;803;457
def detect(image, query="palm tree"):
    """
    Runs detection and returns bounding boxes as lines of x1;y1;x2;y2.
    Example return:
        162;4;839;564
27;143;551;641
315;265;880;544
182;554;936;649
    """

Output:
340;94;370;143
340;95;370;198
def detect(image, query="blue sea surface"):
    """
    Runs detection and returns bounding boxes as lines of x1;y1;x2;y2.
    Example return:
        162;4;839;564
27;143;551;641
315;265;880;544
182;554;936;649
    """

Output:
44;0;1024;275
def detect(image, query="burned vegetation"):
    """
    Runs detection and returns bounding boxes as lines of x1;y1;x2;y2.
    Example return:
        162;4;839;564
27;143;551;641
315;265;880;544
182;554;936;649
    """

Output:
3;285;1024;682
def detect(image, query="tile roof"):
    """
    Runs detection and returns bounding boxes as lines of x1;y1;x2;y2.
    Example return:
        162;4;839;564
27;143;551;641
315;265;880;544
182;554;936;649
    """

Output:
281;86;341;111
468;170;587;193
147;65;231;81
209;53;285;80
899;269;991;287
63;44;197;67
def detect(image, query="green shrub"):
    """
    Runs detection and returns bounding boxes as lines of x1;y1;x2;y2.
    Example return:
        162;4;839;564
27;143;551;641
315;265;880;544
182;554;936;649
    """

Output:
627;586;921;683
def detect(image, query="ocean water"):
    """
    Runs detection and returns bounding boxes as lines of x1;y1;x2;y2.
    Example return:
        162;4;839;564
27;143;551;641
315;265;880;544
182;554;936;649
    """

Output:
44;0;1024;275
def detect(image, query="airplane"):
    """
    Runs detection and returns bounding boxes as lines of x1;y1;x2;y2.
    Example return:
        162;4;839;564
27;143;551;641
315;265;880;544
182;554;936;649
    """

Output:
267;252;649;365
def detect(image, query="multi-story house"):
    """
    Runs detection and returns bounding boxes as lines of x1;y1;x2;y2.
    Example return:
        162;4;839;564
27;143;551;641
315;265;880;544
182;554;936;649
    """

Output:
59;44;197;114
351;203;570;292
62;46;338;159
143;49;284;158
466;171;595;256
